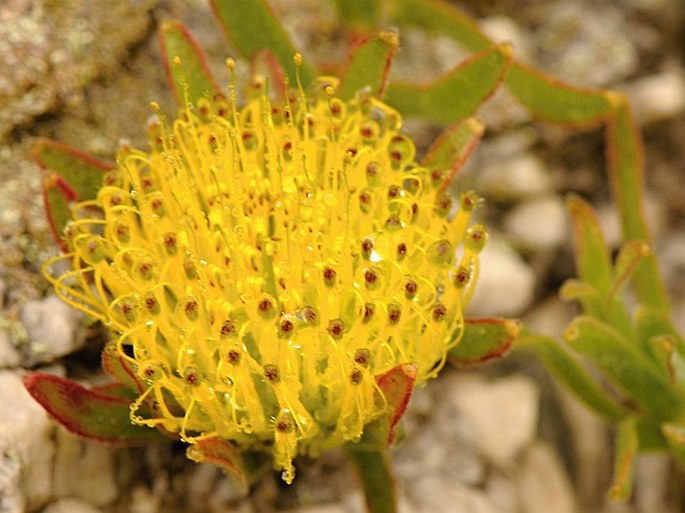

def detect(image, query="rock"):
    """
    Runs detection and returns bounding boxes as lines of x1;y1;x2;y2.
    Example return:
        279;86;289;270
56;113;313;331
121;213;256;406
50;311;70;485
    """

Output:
0;0;158;141
52;428;119;507
466;236;536;317
42;497;104;513
0;328;21;368
446;373;539;469
535;3;638;87
477;154;554;202
504;194;569;250
480;15;534;63
19;294;83;364
517;443;576;513
411;478;498;513
0;370;54;511
523;295;576;340
628;68;685;125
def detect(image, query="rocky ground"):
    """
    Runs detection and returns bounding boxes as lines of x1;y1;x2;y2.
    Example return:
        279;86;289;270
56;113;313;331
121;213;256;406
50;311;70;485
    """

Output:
1;0;684;512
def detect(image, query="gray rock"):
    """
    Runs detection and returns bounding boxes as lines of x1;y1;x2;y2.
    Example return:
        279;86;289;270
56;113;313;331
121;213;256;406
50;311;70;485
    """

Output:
20;294;83;364
446;373;539;469
517;443;576;513
52;428;118;507
0;370;54;511
466;236;536;317
478;154;554;202
504;194;569;250
628;68;685;125
42;498;104;513
0;328;21;368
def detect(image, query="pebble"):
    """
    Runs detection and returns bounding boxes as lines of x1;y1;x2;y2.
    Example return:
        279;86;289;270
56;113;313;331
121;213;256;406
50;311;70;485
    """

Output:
517;443;576;513
42;497;104;513
504;194;569;250
52;429;119;507
0;328;21;368
466;236;536;317
0;370;54;511
477;154;554;202
446;373;539;469
19;294;83;364
628;68;685;125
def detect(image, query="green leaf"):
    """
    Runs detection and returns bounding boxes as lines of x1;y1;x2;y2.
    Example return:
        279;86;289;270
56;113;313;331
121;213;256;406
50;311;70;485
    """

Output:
567;195;613;293
339;31;398;100
662;423;685;469
449;318;519;367
210;0;316;85
389;0;491;52
518;333;625;421
335;0;381;34
101;342;144;394
505;62;614;124
422;117;484;180
186;437;248;487
32;139;111;248
635;308;685;384
606;97;670;312
159;20;220;106
608;417;638;501
609;240;651;297
355;364;417;450
347;448;397;513
384;44;512;124
23;372;163;445
564;316;680;421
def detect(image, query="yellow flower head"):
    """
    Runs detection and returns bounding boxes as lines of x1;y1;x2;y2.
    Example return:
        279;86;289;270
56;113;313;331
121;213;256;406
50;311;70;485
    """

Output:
46;60;486;483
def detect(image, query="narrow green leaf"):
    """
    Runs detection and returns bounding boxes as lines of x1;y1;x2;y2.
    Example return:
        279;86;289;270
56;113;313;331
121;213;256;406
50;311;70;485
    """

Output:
662;423;685;469
339;31;398;100
384;44;512;124
23;372;162;445
609;240;651;297
33;139;111;248
389;0;491;52
608;417;638;501
32;139;111;200
186;437;247;487
209;0;315;85
518;333;625;421
506;62;614;124
355;364;417;451
422;117;484;178
635;419;668;450
564;316;680;421
159;20;220;106
567;195;613;293
101;342;144;394
335;0;381;34
449;318;519;367
606;97;670;312
635;308;685;383
347;449;397;513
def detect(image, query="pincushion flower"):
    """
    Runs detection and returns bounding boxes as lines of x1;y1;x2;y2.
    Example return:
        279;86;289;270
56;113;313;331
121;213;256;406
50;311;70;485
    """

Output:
40;53;486;483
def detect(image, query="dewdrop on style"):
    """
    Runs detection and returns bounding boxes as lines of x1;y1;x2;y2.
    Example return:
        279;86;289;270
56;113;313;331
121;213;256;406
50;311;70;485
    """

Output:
44;54;487;484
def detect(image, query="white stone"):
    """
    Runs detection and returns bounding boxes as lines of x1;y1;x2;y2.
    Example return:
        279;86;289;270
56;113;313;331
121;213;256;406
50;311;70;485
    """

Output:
0;370;54;511
411;478;498;513
517;443;576;513
504;194;569;250
628;68;685;125
0;328;21;368
20;294;83;364
523;296;576;340
478;154;554;201
447;374;539;468
466;236;535;317
480;15;533;63
42;497;103;513
52;428;118;507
